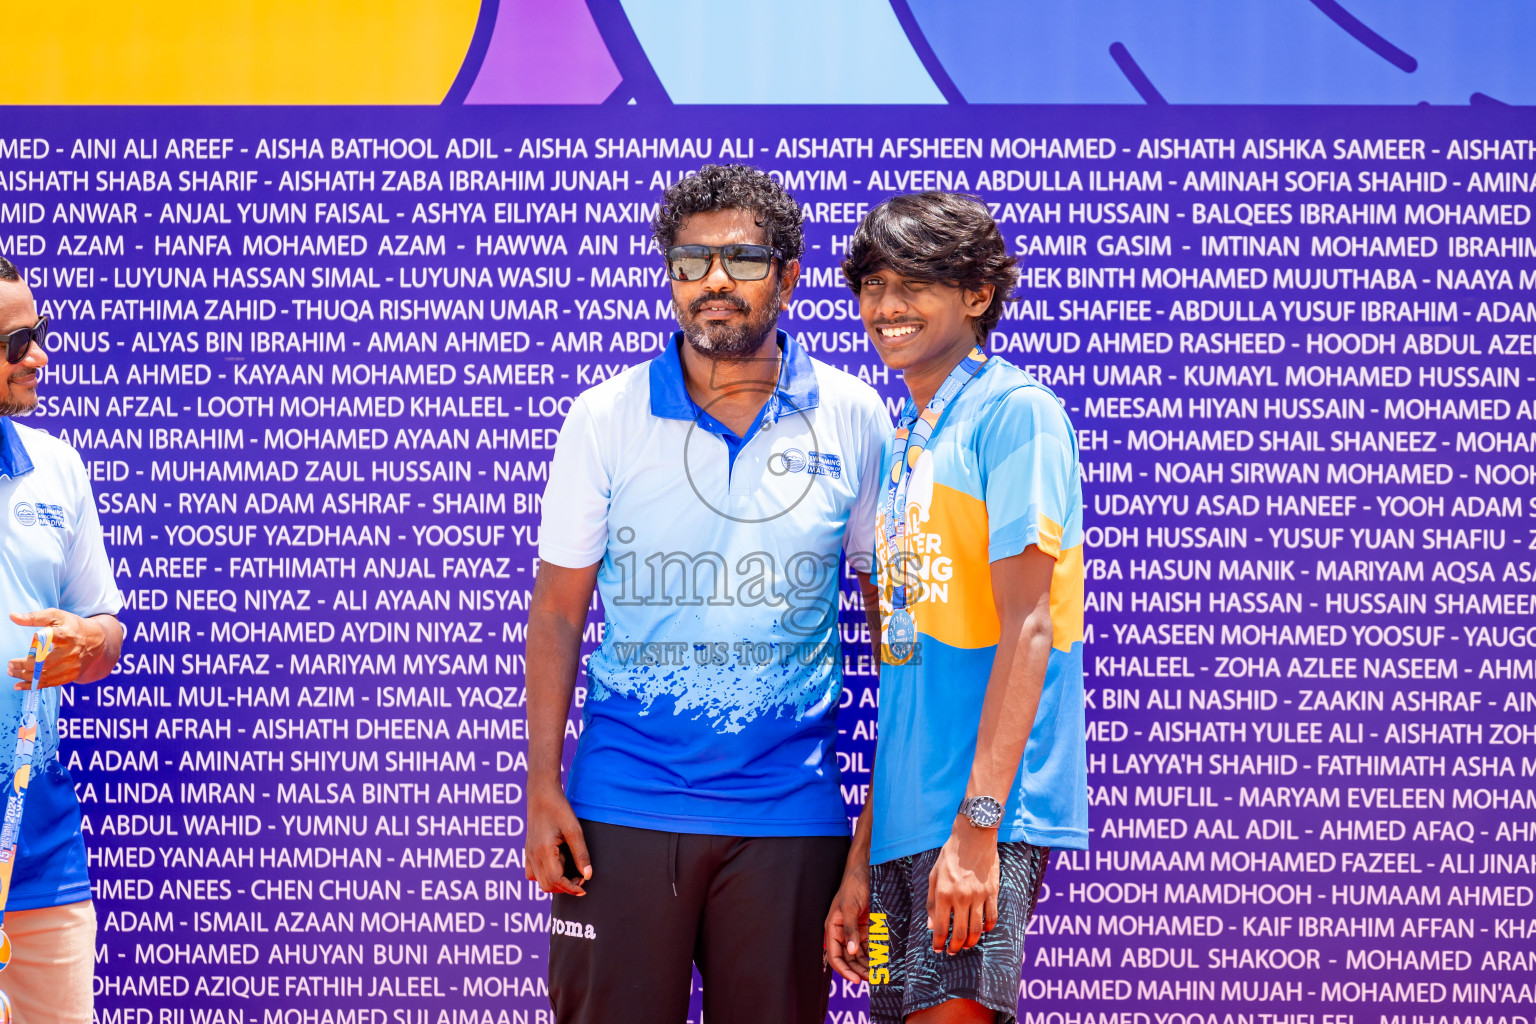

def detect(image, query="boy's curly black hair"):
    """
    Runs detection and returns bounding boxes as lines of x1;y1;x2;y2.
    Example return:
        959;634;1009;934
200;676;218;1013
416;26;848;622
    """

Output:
652;164;804;264
842;192;1018;339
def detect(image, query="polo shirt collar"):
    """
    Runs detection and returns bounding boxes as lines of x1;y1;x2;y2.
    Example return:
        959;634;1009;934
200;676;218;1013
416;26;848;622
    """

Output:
649;329;820;422
0;419;33;480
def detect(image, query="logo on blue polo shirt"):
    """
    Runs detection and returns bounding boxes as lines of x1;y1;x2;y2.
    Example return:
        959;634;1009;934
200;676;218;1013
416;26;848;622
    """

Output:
773;448;841;479
808;451;841;478
13;501;64;528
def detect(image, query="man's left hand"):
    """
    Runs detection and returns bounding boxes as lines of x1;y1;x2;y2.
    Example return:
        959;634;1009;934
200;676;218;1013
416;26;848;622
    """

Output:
926;819;1000;955
7;609;109;689
824;860;871;982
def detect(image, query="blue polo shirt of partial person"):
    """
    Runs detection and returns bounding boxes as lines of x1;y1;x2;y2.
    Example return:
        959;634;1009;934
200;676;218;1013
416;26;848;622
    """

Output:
871;357;1088;864
0;419;124;910
538;330;889;837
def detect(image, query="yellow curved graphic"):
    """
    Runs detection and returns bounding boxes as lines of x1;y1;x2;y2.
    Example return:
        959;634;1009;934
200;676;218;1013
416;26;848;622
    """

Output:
1048;542;1084;653
14;1;480;104
879;482;1084;655
903;481;1000;652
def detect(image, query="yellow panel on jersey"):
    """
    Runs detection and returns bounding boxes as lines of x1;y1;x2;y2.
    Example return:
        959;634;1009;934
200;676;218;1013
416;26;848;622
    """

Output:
879;492;1084;656
1037;513;1065;559
1051;544;1085;652
898;481;998;652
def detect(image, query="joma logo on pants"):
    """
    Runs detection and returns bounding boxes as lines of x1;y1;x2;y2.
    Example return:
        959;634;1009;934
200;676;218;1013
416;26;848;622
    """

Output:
551;918;596;940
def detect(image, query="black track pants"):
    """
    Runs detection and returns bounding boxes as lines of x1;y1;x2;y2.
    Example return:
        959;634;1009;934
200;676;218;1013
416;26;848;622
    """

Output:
547;819;849;1024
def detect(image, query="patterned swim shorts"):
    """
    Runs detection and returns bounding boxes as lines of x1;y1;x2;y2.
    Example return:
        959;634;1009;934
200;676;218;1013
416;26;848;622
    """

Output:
868;841;1050;1024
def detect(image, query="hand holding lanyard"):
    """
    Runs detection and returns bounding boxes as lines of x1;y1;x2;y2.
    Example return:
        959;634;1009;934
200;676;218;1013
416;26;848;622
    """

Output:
880;348;987;663
0;629;53;1024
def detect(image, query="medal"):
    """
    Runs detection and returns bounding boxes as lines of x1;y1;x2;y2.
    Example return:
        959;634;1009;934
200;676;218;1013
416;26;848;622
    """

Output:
880;347;988;665
887;607;915;663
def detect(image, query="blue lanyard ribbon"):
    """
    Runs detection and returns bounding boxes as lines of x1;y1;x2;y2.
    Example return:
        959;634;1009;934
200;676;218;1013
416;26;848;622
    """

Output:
0;628;51;986
881;347;988;614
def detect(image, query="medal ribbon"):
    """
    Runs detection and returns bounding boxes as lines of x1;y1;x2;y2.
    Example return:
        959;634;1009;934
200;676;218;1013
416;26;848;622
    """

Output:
880;347;988;640
0;629;52;1022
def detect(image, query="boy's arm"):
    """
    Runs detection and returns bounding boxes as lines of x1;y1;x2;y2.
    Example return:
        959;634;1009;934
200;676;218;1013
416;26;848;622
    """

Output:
926;545;1055;954
523;560;601;896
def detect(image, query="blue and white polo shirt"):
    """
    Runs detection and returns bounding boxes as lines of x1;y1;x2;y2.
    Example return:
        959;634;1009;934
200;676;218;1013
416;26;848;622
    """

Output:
538;330;888;837
0;418;124;909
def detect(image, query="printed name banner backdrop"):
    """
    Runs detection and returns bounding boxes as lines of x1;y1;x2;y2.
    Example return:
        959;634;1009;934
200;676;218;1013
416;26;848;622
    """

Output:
4;4;1536;1023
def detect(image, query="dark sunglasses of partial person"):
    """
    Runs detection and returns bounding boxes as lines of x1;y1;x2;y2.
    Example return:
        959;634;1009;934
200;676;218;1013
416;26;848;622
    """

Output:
3;317;45;363
665;244;783;283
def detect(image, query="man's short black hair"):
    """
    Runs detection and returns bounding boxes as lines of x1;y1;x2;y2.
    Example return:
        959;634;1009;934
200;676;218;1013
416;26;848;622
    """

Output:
843;192;1018;339
0;256;18;282
652;164;804;263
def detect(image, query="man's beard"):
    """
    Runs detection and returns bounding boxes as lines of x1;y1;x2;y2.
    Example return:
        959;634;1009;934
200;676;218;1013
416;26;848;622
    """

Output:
675;290;781;360
0;375;37;417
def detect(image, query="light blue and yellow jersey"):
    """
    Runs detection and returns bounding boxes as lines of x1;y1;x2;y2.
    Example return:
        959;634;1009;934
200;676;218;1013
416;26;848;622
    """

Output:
871;356;1087;864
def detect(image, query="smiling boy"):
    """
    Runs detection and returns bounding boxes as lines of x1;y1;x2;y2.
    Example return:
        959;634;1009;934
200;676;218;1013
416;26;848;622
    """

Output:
825;193;1087;1024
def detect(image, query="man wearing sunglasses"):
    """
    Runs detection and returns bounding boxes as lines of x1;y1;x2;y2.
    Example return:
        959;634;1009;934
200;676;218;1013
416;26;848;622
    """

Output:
526;165;888;1024
0;256;125;1024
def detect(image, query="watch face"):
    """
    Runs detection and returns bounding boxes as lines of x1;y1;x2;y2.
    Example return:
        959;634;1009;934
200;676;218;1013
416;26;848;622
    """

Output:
966;796;1004;828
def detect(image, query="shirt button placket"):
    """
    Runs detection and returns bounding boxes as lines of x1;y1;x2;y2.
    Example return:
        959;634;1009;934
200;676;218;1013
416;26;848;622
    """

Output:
731;417;770;513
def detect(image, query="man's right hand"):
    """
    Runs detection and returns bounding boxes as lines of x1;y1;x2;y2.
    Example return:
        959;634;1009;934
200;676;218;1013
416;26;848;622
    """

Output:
524;783;593;895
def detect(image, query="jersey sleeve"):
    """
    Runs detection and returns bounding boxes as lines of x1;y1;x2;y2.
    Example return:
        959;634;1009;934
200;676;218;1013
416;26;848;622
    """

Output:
60;450;124;618
842;395;890;576
978;385;1081;563
537;395;612;569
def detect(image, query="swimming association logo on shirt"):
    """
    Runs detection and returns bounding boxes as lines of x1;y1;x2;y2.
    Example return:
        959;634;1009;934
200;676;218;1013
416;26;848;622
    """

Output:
772;448;842;479
13;501;64;529
807;451;841;478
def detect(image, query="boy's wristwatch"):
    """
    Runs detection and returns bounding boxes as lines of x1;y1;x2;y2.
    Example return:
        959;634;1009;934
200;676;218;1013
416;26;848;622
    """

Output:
958;795;1005;829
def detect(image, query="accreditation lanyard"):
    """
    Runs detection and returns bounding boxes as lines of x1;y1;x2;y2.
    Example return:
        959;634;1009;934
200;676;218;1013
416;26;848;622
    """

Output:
880;348;987;662
0;628;52;1015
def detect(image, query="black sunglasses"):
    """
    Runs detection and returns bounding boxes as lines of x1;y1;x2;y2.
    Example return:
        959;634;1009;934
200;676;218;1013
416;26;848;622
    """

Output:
3;317;45;364
665;244;783;283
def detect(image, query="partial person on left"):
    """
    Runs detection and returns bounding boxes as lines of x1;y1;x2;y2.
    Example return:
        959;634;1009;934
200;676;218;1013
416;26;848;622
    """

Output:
0;255;125;1024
